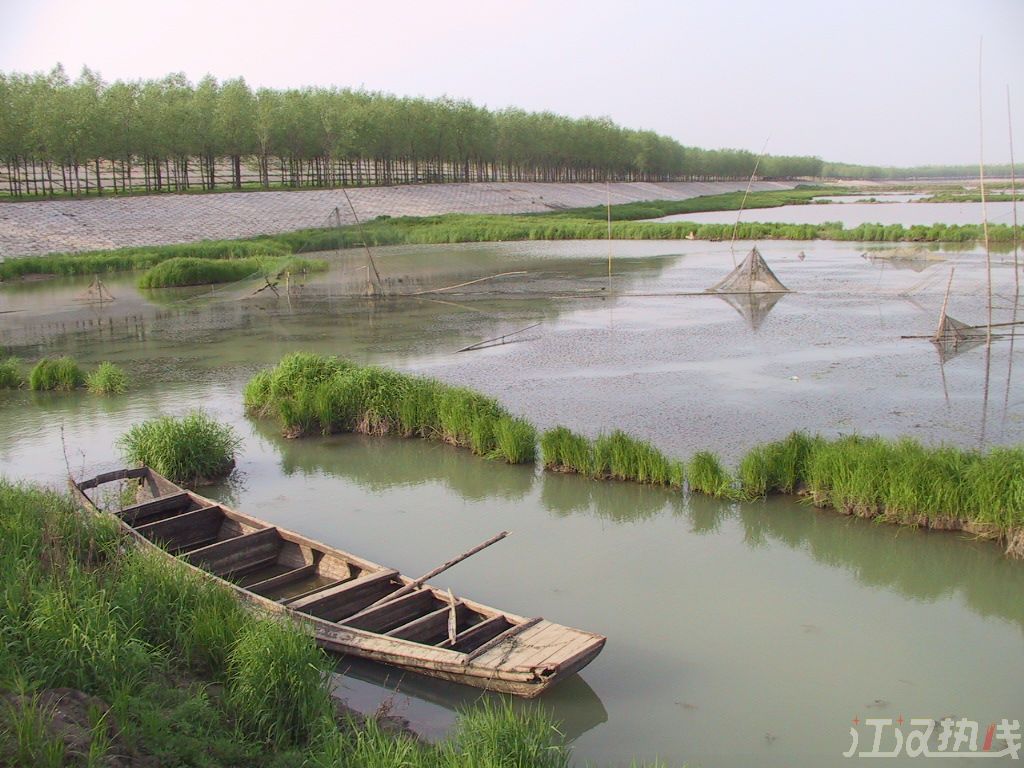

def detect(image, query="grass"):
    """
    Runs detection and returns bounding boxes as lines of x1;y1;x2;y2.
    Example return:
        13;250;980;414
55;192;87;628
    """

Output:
539;426;1022;553
686;451;739;499
733;432;1024;549
117;410;241;484
0;479;584;767
737;431;816;498
0;357;23;389
540;426;683;488
28;357;85;391
137;255;328;288
226;619;334;747
5;185;1016;281
0;239;291;281
85;361;128;394
245;353;537;464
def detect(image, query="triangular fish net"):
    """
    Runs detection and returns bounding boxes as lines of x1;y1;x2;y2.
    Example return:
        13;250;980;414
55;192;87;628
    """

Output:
76;275;115;303
707;247;789;293
932;314;986;359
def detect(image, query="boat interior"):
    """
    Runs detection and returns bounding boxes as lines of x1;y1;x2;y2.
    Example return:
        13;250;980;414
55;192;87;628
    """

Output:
92;474;518;654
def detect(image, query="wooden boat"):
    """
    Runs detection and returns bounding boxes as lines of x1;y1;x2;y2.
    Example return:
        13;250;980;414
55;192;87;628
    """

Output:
71;467;605;698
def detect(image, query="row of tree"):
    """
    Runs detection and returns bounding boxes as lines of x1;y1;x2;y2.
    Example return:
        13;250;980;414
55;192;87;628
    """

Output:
821;161;1016;180
0;66;831;197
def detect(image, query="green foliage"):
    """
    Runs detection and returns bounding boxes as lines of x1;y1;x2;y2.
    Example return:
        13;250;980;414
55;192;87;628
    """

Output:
686;451;739;499
111;552;246;674
246;354;536;464
540;426;593;474
138;256;266;288
540;427;682;488
0;357;23;389
738;431;816;498
85;361;128;394
117;410;241;484
0;691;67;767
442;698;570;768
492;416;537;464
0;238;290;280
226;619;334;747
28;356;85;391
0;65;829;203
593;431;683;487
137;254;326;288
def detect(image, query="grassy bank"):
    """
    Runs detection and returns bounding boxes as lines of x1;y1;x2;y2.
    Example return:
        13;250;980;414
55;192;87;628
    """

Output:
5;186;1015;282
740;433;1024;539
540;425;1024;555
0;480;575;767
245;353;536;464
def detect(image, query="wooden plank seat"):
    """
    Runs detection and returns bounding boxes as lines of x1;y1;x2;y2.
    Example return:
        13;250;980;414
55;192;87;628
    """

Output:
118;490;195;526
385;602;472;645
287;569;400;622
183;527;281;579
341;589;440;633
439;614;512;653
135;505;225;552
245;563;318;596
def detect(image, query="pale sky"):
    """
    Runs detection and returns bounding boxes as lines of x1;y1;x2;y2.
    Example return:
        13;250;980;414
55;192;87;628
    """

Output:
1;0;1021;167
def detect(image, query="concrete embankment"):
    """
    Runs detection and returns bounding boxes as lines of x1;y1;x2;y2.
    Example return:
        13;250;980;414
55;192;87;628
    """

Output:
0;180;795;257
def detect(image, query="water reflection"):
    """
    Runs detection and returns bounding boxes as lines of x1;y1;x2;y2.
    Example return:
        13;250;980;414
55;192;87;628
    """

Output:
254;422;535;502
330;656;608;743
263;429;1024;635
713;290;786;331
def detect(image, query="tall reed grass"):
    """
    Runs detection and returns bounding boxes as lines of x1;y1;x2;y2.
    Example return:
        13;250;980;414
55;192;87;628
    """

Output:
538;426;1022;554
117;410;241;484
137;255;327;288
28;357;85;391
736;432;1024;550
540;426;683;488
0;357;23;389
246;353;537;464
85;361;128;394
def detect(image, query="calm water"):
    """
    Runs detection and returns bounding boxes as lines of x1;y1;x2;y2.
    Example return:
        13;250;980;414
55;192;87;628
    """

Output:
649;200;1021;228
1;240;1022;766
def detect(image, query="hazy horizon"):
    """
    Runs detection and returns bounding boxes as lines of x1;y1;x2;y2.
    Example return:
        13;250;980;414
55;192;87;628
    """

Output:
1;0;1021;168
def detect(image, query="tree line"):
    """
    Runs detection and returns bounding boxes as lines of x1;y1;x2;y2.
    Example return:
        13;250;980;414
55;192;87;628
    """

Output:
821;161;1017;181
0;66;827;198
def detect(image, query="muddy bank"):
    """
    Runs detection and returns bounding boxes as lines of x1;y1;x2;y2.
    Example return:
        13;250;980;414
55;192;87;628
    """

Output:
0;180;795;258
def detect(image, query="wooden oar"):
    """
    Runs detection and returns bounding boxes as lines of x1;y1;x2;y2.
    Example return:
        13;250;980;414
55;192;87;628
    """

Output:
355;531;510;615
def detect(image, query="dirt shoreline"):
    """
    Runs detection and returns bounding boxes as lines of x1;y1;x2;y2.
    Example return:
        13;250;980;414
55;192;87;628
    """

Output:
0;180;797;258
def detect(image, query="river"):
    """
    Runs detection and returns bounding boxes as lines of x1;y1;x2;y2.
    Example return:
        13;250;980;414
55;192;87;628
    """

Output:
1;239;1021;766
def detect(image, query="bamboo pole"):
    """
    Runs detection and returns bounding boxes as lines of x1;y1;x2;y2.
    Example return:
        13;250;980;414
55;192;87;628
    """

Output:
606;180;612;292
978;39;992;346
352;531;510;615
936;267;956;340
1008;85;1020;298
341;188;383;292
730;135;770;268
456;323;541;353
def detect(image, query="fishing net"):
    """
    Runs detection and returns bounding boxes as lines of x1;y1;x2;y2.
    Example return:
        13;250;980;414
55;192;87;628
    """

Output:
714;290;785;331
932;314;986;360
76;275;115;303
706;247;789;294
